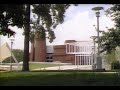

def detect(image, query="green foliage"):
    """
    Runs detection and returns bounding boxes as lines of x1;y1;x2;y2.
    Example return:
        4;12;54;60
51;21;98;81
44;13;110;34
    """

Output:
2;49;24;63
31;4;72;43
104;49;116;64
111;61;120;70
100;28;120;53
2;56;15;63
0;4;25;37
100;4;120;53
12;49;24;62
106;4;120;28
0;4;77;71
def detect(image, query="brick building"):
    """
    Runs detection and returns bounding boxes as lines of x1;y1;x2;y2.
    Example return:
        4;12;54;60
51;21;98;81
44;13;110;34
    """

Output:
53;40;76;64
30;39;96;65
30;32;46;62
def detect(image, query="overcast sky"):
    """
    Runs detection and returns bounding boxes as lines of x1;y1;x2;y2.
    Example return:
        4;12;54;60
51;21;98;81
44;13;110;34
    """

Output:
0;4;115;50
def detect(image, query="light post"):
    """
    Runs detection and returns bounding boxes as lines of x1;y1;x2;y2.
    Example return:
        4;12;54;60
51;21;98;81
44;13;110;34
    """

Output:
9;38;15;71
90;36;97;69
92;7;104;69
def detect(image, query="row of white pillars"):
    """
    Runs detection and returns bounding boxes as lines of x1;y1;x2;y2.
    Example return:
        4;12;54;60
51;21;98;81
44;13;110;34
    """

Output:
66;44;92;53
75;54;93;65
66;43;94;65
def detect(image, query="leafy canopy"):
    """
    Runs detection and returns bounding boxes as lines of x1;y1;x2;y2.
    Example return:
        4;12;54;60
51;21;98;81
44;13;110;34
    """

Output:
100;4;120;54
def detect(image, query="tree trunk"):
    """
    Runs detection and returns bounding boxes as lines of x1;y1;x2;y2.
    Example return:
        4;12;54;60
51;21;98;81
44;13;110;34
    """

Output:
22;4;30;71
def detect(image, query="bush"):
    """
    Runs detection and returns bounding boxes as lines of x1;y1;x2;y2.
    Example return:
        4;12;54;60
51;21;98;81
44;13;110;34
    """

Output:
12;49;24;62
111;61;120;70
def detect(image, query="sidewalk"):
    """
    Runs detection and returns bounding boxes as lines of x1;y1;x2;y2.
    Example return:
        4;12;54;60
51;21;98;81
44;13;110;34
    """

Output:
33;65;93;70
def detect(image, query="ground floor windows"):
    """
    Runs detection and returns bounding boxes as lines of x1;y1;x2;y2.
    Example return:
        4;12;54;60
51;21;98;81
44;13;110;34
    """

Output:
46;53;53;62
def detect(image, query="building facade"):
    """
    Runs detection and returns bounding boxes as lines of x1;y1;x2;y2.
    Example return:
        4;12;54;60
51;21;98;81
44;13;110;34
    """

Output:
30;39;97;66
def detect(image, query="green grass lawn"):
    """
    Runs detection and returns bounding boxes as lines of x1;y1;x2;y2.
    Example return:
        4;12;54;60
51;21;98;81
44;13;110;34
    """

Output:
0;63;62;71
29;63;61;70
0;71;120;86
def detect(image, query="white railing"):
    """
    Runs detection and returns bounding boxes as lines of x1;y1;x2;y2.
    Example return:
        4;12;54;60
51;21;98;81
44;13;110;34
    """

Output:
65;41;97;66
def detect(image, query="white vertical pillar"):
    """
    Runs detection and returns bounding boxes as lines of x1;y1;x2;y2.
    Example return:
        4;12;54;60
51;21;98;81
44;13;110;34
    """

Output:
84;55;86;65
83;54;85;65
79;56;81;65
79;55;80;65
69;45;71;53
74;45;75;52
88;55;89;65
87;55;88;65
75;54;76;65
88;55;90;65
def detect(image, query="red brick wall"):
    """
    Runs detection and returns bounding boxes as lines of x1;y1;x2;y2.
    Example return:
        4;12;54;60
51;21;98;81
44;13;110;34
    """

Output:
34;33;46;62
53;45;75;64
34;40;46;62
30;39;76;64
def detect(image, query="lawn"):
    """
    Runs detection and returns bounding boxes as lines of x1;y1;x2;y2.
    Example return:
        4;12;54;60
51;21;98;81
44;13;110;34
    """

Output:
29;63;62;70
0;63;62;71
0;71;120;86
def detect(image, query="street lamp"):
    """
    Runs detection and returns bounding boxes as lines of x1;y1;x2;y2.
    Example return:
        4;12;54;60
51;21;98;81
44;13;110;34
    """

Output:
92;6;104;69
90;36;97;69
9;38;15;71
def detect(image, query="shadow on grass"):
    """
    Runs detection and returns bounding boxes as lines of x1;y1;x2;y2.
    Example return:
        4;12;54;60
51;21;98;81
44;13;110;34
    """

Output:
0;71;120;86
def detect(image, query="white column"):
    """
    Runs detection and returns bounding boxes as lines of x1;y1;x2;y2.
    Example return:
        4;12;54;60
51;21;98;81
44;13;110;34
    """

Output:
79;56;80;65
87;56;88;65
83;54;85;65
75;54;76;65
88;55;90;65
88;56;89;65
69;45;71;53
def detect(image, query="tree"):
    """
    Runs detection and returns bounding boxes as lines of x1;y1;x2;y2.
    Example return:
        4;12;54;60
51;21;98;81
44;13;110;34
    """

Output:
100;28;120;53
22;4;30;71
31;4;73;43
0;4;24;37
99;4;120;54
1;4;77;71
0;4;30;71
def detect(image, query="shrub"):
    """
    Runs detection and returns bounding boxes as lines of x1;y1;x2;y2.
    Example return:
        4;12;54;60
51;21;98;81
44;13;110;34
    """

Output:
111;61;120;70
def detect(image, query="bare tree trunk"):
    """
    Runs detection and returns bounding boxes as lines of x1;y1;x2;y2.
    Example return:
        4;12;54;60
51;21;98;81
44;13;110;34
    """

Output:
22;4;30;71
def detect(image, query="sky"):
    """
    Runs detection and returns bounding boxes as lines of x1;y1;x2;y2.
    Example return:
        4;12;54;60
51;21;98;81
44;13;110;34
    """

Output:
0;4;115;51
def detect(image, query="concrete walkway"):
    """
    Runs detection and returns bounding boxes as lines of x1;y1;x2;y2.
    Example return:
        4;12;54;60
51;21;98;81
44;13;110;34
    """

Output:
33;65;93;70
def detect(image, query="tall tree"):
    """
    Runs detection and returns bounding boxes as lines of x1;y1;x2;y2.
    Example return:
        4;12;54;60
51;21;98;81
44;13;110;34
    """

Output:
1;4;77;71
0;4;31;71
99;4;120;53
22;4;30;71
